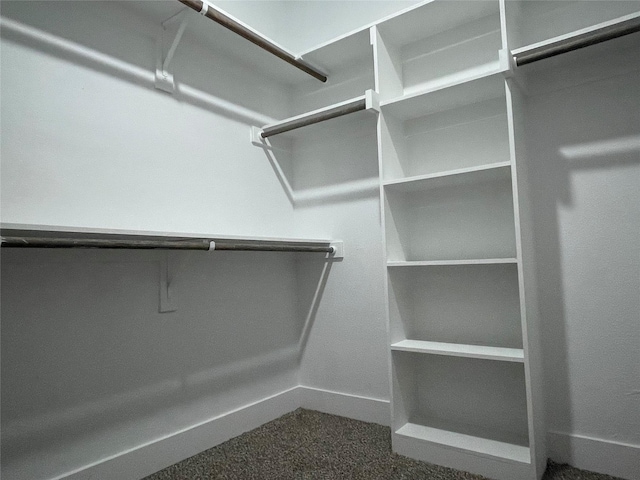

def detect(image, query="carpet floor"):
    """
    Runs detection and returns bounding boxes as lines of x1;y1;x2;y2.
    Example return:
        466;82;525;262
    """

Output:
144;409;622;480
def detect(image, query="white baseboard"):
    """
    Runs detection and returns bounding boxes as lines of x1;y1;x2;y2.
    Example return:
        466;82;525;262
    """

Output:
298;385;391;427
54;385;390;480
59;387;301;480
547;430;640;480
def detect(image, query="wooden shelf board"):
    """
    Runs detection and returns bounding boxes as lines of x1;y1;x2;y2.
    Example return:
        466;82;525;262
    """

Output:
391;339;524;363
380;69;507;120
383;162;511;192
387;259;518;267
395;422;531;464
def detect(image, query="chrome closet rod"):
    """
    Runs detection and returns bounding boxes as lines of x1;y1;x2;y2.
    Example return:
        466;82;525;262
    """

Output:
515;17;640;66
177;0;327;82
261;97;367;138
0;236;335;253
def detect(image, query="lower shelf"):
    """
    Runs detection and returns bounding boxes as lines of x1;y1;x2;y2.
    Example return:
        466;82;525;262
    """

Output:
395;422;531;464
391;339;524;363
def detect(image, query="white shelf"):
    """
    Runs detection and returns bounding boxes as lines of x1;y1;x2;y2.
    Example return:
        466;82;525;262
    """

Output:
507;2;640;52
383;162;511;192
381;70;507;120
375;0;504;103
396;422;531;464
0;223;332;245
392;340;524;363
512;12;640;59
299;28;372;74
387;259;517;267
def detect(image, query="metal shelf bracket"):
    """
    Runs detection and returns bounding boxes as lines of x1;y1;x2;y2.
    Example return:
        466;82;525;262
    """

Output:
155;9;191;93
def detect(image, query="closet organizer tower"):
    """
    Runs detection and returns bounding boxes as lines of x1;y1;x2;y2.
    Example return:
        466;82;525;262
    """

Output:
369;2;639;480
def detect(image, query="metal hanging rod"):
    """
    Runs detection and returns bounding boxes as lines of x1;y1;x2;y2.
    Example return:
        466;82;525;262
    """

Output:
258;89;386;140
515;17;640;66
0;236;336;254
177;0;327;83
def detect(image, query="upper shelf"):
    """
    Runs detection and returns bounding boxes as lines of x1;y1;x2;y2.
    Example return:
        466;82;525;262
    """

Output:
299;28;373;77
381;70;506;121
377;0;499;49
0;223;332;246
513;12;640;67
118;1;315;86
507;1;640;52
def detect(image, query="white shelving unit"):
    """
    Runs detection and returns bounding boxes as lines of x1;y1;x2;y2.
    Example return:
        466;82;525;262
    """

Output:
373;1;548;478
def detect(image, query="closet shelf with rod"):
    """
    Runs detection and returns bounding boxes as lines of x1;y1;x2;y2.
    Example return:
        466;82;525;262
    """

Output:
512;12;640;66
176;0;327;82
251;90;379;143
0;225;344;257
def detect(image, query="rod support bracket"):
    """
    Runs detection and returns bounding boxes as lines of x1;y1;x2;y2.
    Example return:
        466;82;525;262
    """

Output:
365;89;380;113
499;48;516;78
250;125;273;149
159;253;177;313
329;241;344;259
155;9;190;94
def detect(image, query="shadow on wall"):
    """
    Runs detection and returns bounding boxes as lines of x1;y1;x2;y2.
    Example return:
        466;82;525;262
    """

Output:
0;247;334;478
522;57;640;451
0;1;284;126
259;111;380;208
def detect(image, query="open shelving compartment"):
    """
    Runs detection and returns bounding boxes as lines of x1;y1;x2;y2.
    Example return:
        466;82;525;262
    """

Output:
373;0;504;102
379;72;510;183
388;262;524;359
380;71;516;264
384;164;516;263
392;351;531;470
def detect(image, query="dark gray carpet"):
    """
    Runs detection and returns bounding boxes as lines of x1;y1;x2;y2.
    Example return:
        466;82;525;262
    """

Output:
144;408;622;480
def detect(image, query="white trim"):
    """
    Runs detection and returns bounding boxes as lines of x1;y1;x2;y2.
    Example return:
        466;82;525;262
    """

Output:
547;430;640;480
56;387;300;480
298;385;391;427
44;386;390;480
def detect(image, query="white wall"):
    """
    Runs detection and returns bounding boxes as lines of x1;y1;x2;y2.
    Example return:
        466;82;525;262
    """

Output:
0;2;304;479
291;117;390;405
525;68;640;477
0;0;292;236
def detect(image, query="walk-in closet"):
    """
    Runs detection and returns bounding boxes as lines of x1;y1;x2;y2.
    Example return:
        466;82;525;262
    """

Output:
1;1;639;479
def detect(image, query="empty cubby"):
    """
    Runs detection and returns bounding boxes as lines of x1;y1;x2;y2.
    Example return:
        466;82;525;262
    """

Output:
388;263;522;349
384;168;517;262
392;352;530;457
375;0;503;101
